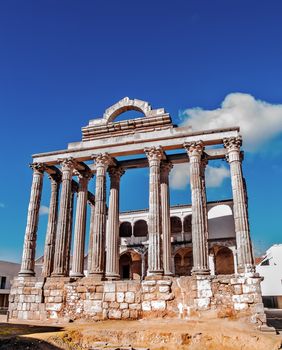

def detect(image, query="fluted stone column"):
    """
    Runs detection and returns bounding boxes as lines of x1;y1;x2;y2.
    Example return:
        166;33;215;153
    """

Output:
42;174;61;277
200;157;209;263
52;158;75;277
106;167;124;280
144;146;164;276
160;161;173;276
88;153;113;279
223;136;254;273
19;163;45;277
66;184;76;276
184;141;210;275
71;171;92;277
87;201;95;273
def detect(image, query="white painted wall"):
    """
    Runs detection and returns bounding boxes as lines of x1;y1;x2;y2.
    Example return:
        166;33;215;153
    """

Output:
256;244;282;296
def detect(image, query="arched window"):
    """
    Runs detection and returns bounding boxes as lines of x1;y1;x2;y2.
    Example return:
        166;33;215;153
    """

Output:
133;220;148;237
119;222;132;237
215;246;234;275
183;215;192;233
170;216;182;234
174;248;193;276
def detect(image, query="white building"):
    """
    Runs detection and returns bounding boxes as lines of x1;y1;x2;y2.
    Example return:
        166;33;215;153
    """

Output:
0;261;21;312
0;260;41;312
256;244;282;309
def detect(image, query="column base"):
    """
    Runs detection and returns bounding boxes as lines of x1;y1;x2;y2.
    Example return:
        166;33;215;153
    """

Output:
163;271;174;277
69;272;84;278
237;264;256;274
105;273;120;281
191;268;210;276
88;272;104;281
51;272;67;277
146;270;164;280
18;270;35;277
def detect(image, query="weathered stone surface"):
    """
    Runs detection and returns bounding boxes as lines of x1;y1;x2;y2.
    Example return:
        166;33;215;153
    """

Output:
125;291;135;303
104;293;116;302
151;300;166;311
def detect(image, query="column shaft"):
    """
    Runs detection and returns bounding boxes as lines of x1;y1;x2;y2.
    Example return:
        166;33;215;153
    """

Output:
224;136;254;273
52;158;75;277
184;141;209;275
66;187;75;275
42;174;61;277
106;167;124;280
87;202;95;273
145;146;163;276
19;163;45;276
160;162;173;276
88;153;113;278
71;173;91;277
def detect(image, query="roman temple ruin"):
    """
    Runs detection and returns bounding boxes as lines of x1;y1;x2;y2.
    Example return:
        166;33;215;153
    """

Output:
9;97;265;324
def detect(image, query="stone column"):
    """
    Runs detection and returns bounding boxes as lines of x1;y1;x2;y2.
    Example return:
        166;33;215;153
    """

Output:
71;171;92;277
65;184;76;276
88;153;113;279
209;252;215;275
106;166;124;280
184;141;209;275
144;146;163;276
52;158;75;277
200;157;209;254
42;174;61;277
160;161;173;276
87;201;95;273
223;136;254;273
19;163;45;277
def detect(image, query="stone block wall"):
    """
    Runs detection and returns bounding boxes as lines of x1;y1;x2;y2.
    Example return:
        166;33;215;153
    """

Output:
9;274;265;325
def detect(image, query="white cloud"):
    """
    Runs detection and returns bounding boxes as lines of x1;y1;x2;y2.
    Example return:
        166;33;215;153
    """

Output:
205;165;230;188
0;202;4;208
170;163;230;190
170;163;190;190
181;93;282;152
39;205;49;215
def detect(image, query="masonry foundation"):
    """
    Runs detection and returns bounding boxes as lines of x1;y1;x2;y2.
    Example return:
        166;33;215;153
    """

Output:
9;274;266;326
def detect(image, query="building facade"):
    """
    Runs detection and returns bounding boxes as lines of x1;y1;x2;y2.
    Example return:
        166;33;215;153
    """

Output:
256;244;282;309
9;98;265;325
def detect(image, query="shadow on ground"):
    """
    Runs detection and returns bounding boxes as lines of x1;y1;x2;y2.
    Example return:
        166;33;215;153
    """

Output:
266;309;282;333
0;337;61;350
0;323;63;350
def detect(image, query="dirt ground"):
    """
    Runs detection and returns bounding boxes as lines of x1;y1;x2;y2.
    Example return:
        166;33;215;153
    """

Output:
0;317;281;350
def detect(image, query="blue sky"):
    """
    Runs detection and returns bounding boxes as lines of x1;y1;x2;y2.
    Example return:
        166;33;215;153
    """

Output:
0;0;281;262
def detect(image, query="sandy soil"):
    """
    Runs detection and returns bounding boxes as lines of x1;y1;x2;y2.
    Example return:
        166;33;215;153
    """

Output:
0;318;281;350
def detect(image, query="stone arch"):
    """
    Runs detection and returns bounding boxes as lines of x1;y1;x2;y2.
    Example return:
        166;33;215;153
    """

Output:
214;246;234;275
119;249;142;280
103;97;152;124
174;247;193;276
170;216;182;234
133;219;148;237
208;204;233;219
183;215;192;233
119;222;132;237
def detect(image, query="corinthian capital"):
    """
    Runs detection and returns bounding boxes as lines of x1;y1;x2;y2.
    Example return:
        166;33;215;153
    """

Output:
223;136;242;153
144;146;165;164
184;140;204;158
29;162;46;174
92;153;115;168
160;161;173;176
73;168;93;181
58;157;77;172
108;166;125;180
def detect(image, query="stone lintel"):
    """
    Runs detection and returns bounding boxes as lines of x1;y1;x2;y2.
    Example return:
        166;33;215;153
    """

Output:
32;128;239;165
